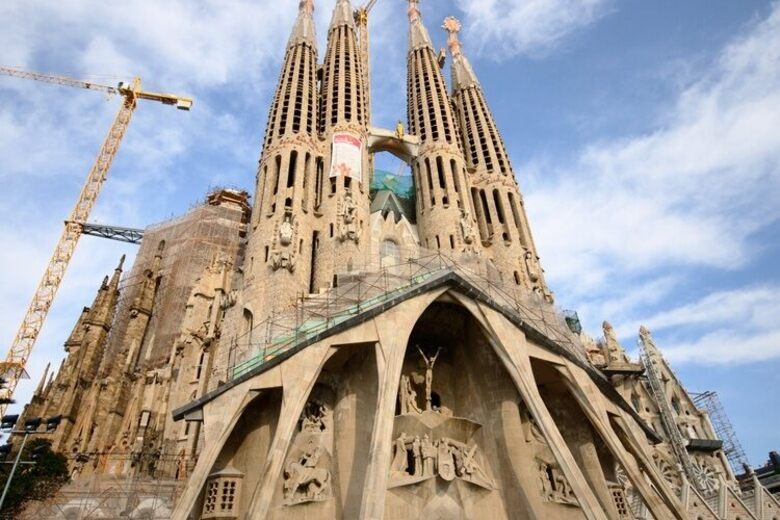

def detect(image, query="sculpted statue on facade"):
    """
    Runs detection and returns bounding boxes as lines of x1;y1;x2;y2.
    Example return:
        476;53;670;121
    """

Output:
524;249;541;283
270;209;298;272
389;432;491;488
283;440;330;504
301;401;329;433
459;208;478;251
416;345;442;412
398;374;422;415
337;189;360;243
538;460;578;506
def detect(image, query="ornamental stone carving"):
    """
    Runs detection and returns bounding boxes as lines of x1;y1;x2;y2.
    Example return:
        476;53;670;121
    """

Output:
270;209;299;272
538;459;578;506
459;208;478;252
283;439;331;505
337;189;360;244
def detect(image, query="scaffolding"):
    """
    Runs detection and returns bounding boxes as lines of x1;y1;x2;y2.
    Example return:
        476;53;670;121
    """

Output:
692;390;749;474
16;453;187;519
228;246;587;381
640;344;704;494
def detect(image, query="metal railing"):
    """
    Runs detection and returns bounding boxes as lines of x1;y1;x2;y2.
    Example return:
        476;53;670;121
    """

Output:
227;247;585;380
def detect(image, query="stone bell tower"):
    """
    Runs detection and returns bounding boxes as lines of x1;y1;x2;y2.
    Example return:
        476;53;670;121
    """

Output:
406;0;481;256
443;17;552;299
315;0;371;288
245;0;321;318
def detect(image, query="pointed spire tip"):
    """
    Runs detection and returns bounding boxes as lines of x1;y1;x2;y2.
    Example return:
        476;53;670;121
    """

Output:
442;16;463;57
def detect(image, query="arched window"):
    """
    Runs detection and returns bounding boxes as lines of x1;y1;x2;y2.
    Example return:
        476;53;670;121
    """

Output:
242;308;254;347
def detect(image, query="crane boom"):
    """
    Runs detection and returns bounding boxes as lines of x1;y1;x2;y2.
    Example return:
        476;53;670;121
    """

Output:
0;66;118;95
0;69;192;414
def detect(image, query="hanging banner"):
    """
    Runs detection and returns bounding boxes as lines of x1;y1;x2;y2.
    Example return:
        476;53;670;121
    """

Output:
329;132;363;183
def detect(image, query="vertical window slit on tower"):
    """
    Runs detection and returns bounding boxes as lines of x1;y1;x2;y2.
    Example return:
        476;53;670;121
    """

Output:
508;192;528;246
471;187;489;242
287;151;297;191
292;44;306;133
272;155;282;197
307;53;315;134
278;45;298;137
492;189;505;224
425;158;435;206
436;156;447;191
479;189;492;225
302;153;311;211
257;164;268;217
315;157;323;208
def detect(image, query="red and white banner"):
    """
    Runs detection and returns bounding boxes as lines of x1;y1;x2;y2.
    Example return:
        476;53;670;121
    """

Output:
329;132;363;183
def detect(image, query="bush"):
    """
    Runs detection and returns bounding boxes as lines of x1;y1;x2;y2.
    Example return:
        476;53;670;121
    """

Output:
0;438;69;518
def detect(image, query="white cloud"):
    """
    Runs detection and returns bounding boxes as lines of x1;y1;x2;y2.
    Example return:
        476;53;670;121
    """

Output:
639;285;780;365
528;3;780;299
456;0;612;57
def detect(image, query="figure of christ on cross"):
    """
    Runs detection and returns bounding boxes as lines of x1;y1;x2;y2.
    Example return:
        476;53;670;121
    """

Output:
416;345;442;411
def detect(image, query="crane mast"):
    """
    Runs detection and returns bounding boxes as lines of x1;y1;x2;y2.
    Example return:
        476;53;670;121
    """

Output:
0;68;192;414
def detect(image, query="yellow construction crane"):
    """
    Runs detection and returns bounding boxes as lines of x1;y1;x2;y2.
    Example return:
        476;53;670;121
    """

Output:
355;0;378;124
0;66;192;414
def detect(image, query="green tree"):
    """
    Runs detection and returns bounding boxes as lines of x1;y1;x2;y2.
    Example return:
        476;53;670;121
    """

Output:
0;438;69;518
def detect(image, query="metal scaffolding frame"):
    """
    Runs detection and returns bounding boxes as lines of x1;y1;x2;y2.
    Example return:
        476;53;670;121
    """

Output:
692;390;749;474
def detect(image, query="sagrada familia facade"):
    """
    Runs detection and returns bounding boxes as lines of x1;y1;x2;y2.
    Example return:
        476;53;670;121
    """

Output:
16;1;780;519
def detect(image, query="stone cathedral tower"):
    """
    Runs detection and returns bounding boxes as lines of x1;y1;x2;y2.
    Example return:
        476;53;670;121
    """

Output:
15;2;779;520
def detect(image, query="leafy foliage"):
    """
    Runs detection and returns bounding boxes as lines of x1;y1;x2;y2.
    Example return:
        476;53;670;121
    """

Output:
0;438;69;518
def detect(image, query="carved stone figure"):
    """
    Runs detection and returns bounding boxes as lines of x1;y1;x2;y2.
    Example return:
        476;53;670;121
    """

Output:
391;433;409;474
539;462;554;500
411;436;422;477
538;459;578;506
416;345;442;411
437;440;456;481
398;374;421;415
395;120;405;139
337;190;360;243
602;321;626;364
524;249;541;283
421;434;436;477
301;401;328;432
271;210;298;272
459;208;477;248
283;441;330;504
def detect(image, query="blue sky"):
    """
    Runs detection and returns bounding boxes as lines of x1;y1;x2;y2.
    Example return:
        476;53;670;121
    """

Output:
1;0;778;466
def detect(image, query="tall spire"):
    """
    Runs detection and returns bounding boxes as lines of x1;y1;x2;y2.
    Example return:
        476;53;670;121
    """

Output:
406;3;480;256
34;362;51;397
442;16;479;90
408;0;433;49
246;0;323;321
329;0;355;29
289;0;317;47
442;17;552;300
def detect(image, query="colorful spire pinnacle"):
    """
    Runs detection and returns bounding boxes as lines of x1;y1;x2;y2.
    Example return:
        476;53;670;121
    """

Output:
330;0;355;29
442;16;479;90
289;0;317;47
407;0;433;49
408;0;421;22
442;16;462;57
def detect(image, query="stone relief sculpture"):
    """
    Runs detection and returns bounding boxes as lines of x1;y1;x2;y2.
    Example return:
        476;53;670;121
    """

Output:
524;249;541;283
301;401;329;433
538;460;578;506
270;209;299;272
416;345;442;411
283;440;330;504
459;208;478;252
398;374;422;415
390;432;491;489
336;189;360;243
